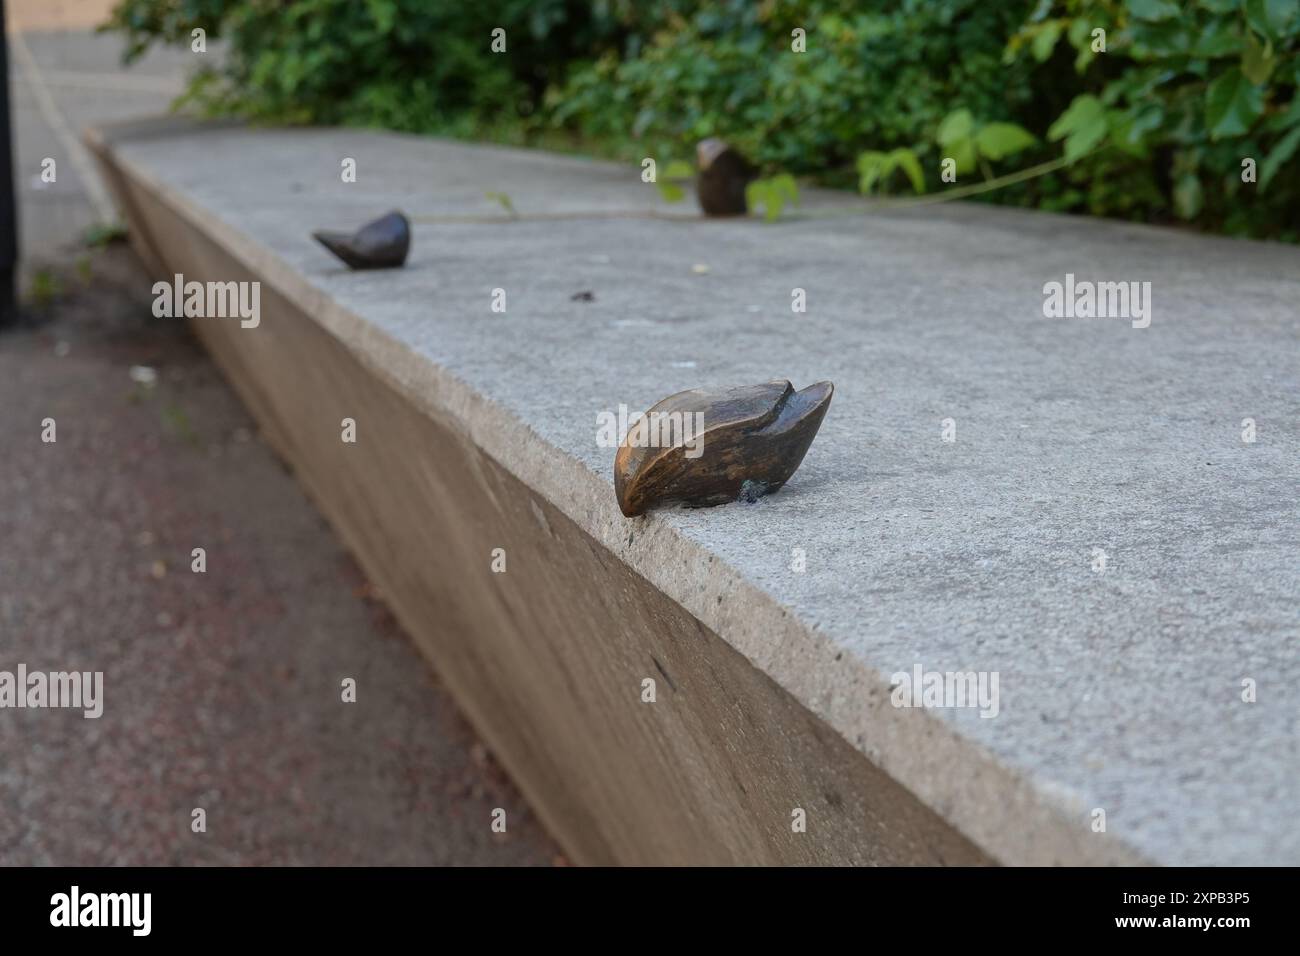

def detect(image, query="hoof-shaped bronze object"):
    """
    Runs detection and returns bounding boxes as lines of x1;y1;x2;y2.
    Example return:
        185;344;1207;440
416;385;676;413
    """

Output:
695;139;757;217
615;379;833;517
312;210;410;270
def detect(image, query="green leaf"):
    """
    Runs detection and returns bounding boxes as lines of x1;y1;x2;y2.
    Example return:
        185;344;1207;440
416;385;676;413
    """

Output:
1173;173;1203;219
888;148;925;193
662;160;693;180
1190;17;1244;58
1106;117;1148;157
657;180;685;202
746;175;798;221
858;150;923;195
1130;104;1166;140
1049;95;1102;140
1064;125;1107;161
1241;32;1275;85
1273;95;1300;130
976;122;1038;160
1246;0;1298;40
1130;20;1193;56
935;110;981;174
948;138;978;174
1270;0;1300;28
771;173;800;205
1048;95;1108;160
1128;0;1181;21
1067;18;1092;49
856;150;887;194
1205;68;1265;139
1031;21;1064;62
1260;125;1300;188
937;109;974;146
83;222;128;248
484;191;517;217
745;183;778;221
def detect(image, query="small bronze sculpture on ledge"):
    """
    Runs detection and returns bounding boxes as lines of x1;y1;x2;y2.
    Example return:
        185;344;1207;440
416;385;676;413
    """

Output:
695;139;757;217
615;380;833;517
312;210;410;269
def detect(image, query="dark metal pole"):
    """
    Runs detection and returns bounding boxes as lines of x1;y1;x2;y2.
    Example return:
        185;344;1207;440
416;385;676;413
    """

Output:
0;0;18;326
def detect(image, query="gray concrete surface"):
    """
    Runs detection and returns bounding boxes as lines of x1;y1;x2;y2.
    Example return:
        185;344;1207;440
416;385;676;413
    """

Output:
0;246;561;865
100;204;992;864
95;124;1300;865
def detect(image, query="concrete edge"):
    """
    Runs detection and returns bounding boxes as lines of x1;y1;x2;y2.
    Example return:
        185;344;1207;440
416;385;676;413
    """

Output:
86;117;1153;866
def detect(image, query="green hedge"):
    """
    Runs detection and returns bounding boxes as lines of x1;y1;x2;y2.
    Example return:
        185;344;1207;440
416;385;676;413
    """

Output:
108;0;1300;240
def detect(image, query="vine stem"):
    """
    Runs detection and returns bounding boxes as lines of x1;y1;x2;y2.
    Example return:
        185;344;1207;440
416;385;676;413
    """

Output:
410;209;700;224
409;151;1085;224
868;153;1077;209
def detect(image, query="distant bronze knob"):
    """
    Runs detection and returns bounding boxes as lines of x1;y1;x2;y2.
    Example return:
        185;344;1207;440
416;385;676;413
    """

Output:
695;139;757;217
615;380;833;517
312;210;410;269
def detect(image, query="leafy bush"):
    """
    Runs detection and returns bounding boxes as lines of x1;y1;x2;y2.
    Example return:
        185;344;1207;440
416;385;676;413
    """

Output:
107;0;654;133
551;2;1038;179
1001;0;1300;236
107;0;1300;240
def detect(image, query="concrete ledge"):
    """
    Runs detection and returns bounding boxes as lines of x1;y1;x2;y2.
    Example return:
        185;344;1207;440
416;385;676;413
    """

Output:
87;119;1300;865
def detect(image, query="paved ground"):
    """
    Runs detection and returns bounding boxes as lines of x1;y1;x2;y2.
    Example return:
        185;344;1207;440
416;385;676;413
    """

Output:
106;125;1300;865
2;2;560;865
7;0;188;273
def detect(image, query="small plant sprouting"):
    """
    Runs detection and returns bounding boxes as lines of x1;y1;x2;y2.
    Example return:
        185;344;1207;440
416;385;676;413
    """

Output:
745;173;800;222
856;148;926;196
655;160;694;203
83;222;128;249
485;192;519;219
161;402;199;444
29;269;62;309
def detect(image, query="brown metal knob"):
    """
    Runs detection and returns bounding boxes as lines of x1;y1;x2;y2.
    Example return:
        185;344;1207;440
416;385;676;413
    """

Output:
614;380;833;517
312;210;410;269
695;139;757;217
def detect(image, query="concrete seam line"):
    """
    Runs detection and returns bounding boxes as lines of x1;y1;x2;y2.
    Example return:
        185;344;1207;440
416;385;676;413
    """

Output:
11;69;182;95
97;132;1152;866
10;29;119;224
16;68;183;94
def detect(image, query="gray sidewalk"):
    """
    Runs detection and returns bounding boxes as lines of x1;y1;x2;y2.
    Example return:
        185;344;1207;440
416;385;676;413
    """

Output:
8;0;187;273
2;5;560;865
